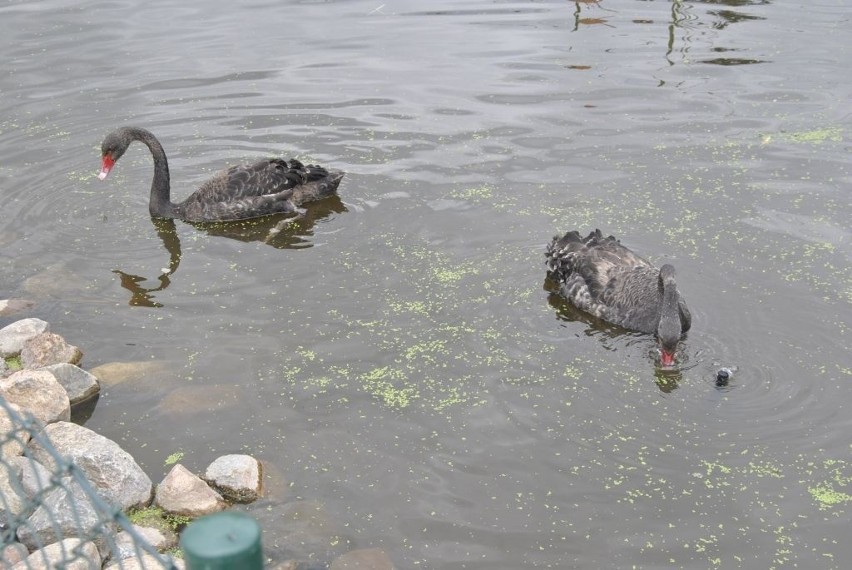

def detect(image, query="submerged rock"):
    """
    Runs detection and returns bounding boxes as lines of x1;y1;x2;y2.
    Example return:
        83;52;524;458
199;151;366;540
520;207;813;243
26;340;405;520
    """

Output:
88;360;171;387
256;500;352;563
0;298;36;317
22;265;89;299
155;384;240;416
330;548;395;570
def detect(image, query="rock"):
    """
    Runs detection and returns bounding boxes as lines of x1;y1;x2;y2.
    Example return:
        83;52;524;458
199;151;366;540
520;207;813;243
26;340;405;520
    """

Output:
0;318;49;358
22;265;88;299
155;464;226;518
0;402;30;458
20;332;82;369
88;360;171;387
203;454;262;503
0;299;36;317
103;553;184;570
0;370;71;425
330;548;396;570
10;455;53;498
14;537;100;570
0;542;28;566
256;500;352;563
40;363;100;404
27;421;152;510
112;524;178;561
255;460;289;502
0;457;27;527
16;481;111;555
156;384;240;416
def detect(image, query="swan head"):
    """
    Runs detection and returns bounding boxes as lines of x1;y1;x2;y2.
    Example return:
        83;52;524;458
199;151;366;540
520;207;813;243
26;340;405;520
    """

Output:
657;264;682;366
98;128;133;180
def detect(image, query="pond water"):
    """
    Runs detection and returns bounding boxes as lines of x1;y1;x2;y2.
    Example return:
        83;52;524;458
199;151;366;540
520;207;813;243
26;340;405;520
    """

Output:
2;0;850;567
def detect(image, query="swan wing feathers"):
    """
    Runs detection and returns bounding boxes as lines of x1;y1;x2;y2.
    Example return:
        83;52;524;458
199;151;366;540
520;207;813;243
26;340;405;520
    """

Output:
191;158;333;202
546;230;662;333
546;230;652;287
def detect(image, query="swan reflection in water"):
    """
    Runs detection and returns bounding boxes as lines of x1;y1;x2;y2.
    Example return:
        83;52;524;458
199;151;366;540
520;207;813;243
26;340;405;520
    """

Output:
114;196;346;307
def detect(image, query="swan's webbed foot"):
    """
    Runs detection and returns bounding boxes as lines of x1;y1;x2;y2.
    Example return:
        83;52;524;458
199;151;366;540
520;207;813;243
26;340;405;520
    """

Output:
264;209;306;243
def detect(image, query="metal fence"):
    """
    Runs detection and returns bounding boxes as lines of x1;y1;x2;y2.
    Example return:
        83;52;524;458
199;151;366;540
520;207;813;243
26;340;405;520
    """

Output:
1;396;179;569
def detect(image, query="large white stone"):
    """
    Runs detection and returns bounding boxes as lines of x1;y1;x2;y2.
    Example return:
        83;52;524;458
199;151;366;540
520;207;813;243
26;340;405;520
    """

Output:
0;318;48;357
27;422;152;510
203;454;262;503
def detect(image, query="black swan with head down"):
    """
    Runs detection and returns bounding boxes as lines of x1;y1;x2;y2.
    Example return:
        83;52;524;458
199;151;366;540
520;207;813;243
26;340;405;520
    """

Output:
545;229;691;366
98;126;344;222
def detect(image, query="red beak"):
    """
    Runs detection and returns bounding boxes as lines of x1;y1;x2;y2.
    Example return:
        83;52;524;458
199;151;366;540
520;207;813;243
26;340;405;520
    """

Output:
98;155;115;180
660;350;676;367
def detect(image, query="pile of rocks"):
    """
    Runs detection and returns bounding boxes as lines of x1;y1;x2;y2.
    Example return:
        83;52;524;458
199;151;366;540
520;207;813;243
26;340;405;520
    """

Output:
0;318;262;569
1;314;396;570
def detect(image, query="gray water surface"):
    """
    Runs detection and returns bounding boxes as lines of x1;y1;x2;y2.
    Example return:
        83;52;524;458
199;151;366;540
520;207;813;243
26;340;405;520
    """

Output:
2;0;850;567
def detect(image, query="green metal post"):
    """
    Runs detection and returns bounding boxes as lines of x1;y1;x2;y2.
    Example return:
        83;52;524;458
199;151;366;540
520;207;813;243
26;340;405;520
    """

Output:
180;511;263;570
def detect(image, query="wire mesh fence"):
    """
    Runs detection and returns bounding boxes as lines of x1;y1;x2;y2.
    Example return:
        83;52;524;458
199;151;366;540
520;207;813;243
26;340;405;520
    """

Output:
1;396;179;569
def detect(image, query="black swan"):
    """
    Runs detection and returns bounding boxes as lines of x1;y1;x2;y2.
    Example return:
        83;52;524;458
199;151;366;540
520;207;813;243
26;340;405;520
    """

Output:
97;126;344;222
545;229;691;366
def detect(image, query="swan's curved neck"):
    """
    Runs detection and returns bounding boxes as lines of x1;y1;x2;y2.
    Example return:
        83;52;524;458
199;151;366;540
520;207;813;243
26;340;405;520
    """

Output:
660;282;679;317
657;277;682;344
128;127;177;218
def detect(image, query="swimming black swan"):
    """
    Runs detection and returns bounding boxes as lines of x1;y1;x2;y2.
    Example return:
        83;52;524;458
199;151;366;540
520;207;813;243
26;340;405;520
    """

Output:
545;229;691;366
97;126;344;222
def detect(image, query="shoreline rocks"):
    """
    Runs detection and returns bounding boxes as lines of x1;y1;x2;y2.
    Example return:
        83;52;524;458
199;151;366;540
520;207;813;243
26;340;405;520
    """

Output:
1;317;395;569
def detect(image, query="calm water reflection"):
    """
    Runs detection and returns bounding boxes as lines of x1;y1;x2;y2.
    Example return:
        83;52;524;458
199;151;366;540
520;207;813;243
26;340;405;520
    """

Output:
1;0;850;567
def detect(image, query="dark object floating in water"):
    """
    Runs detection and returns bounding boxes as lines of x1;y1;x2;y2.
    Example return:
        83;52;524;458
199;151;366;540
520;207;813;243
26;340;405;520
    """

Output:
98;126;344;222
701;57;766;66
716;368;733;386
545;229;691;366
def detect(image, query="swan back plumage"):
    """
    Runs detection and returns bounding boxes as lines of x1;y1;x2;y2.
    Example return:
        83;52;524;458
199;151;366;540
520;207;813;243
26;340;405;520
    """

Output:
546;229;691;362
